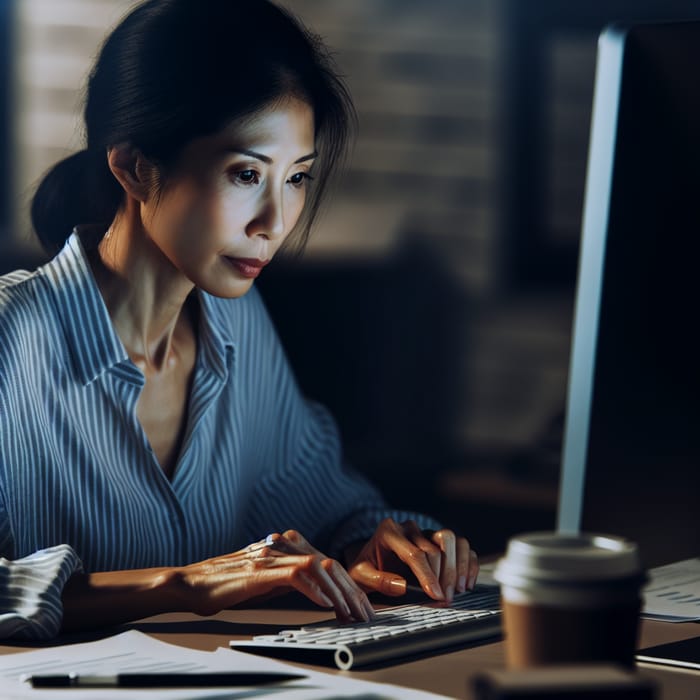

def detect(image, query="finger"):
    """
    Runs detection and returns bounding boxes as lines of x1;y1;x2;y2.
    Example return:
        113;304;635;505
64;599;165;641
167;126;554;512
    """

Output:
270;531;307;555
349;559;407;597
278;533;371;620
296;553;369;623
275;534;372;621
198;556;333;612
280;529;318;554
402;520;442;578
321;558;374;621
280;566;336;609
377;526;443;600
468;548;479;590
290;556;355;621
431;530;457;602
335;562;376;620
455;537;471;593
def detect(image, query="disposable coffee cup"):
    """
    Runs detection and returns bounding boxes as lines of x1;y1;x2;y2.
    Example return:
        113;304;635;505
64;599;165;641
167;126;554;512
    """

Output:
494;532;646;669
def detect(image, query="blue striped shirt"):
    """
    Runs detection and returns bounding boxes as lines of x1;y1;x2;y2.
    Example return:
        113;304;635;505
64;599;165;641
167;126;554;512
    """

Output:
0;233;439;639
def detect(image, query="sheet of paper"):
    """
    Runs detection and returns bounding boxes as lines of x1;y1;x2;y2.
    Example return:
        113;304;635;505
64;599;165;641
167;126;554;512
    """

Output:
642;558;700;622
0;629;451;699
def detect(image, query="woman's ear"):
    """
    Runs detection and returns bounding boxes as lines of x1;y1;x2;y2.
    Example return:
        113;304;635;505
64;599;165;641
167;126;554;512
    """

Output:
107;144;158;202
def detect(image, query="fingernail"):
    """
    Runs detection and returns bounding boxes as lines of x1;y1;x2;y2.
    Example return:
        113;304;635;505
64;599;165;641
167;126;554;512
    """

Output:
468;574;476;591
458;575;467;593
445;584;454;602
389;577;406;595
429;582;444;599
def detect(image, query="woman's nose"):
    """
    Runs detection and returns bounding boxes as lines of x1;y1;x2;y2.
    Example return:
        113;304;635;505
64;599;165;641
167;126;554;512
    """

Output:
247;189;285;240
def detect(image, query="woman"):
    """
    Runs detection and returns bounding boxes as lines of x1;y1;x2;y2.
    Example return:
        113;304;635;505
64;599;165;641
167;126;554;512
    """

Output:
0;0;478;640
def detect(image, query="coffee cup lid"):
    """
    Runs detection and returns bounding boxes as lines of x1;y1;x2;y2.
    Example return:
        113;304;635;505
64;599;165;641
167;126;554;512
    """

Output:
494;532;643;586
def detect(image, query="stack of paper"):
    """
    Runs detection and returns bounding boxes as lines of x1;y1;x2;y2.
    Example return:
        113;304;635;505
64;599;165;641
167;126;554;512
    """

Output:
0;629;451;699
643;558;700;622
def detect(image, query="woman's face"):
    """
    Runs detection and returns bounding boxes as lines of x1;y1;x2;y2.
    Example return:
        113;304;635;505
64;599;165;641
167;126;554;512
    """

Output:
143;97;316;298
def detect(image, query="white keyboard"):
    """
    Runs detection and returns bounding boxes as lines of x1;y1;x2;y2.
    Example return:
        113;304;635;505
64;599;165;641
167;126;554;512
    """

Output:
230;585;501;670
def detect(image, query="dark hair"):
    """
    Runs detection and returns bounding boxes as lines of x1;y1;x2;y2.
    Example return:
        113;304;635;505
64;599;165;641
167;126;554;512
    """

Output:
31;0;355;255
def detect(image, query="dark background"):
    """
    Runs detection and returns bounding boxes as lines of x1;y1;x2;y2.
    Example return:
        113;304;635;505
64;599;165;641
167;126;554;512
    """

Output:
0;0;11;246
2;0;699;556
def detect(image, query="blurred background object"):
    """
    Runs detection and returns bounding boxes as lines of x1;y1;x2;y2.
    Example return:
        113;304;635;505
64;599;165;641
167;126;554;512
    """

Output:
0;0;12;253
2;0;699;556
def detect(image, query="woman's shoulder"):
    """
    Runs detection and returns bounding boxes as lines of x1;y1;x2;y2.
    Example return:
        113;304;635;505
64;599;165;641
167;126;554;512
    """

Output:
0;267;54;361
1;266;42;317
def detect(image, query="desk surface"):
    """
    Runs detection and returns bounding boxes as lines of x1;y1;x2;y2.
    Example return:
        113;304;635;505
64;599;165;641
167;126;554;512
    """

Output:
2;603;699;699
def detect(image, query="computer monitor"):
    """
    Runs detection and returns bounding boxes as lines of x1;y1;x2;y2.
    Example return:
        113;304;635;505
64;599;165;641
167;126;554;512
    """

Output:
557;20;700;569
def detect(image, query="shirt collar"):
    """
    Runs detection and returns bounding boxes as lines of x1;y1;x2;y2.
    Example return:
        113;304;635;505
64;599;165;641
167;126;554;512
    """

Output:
41;231;235;386
196;290;236;381
42;232;129;385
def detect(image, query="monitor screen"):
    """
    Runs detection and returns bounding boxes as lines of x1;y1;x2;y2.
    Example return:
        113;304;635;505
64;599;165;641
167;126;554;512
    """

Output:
557;20;700;569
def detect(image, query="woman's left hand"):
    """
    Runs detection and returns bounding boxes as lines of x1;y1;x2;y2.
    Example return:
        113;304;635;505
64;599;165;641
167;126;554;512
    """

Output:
346;518;478;603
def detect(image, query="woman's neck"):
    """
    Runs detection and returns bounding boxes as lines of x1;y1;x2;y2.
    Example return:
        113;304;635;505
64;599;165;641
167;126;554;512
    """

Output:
87;218;196;373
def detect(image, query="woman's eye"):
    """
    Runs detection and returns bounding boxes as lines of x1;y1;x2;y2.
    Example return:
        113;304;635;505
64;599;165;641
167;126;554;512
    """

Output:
288;172;313;188
233;169;259;185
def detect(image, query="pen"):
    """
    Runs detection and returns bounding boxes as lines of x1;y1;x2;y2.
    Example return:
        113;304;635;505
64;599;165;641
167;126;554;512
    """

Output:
25;671;305;688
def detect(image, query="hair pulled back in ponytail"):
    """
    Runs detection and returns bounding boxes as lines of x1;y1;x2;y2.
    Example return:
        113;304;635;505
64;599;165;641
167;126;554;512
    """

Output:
31;149;122;254
31;0;355;255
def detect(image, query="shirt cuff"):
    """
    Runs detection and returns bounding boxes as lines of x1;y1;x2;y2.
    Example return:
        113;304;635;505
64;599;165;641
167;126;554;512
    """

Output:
0;544;83;640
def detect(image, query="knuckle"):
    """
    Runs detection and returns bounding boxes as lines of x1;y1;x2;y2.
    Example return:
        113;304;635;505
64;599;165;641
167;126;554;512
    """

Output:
290;560;315;580
421;541;441;558
283;529;301;543
320;557;339;573
350;559;371;578
301;553;318;571
405;546;425;563
350;590;367;607
436;529;456;545
289;566;304;584
400;519;419;532
258;555;275;569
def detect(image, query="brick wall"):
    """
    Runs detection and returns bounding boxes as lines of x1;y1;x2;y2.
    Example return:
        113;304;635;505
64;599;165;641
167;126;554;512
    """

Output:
7;0;579;492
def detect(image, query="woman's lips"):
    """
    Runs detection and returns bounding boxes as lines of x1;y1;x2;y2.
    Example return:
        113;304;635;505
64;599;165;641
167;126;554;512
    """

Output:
225;257;269;279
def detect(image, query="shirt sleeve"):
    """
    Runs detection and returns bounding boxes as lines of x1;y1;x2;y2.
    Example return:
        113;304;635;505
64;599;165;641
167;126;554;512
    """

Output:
248;398;442;559
240;289;442;559
0;487;83;640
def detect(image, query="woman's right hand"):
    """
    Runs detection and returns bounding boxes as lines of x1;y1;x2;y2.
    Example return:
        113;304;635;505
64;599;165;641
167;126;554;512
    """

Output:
176;530;375;622
61;530;373;633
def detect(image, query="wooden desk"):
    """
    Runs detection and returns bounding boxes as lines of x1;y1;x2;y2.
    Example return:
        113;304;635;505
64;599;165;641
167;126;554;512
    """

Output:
1;604;699;699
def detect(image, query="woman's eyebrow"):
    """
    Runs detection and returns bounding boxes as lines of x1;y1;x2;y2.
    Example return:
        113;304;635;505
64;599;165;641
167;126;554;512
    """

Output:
226;148;317;164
